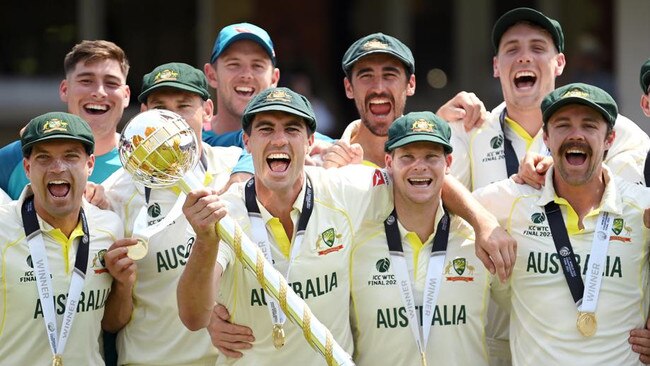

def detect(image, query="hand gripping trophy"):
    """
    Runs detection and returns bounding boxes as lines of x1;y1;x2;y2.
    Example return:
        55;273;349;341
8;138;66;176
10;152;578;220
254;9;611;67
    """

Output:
118;109;355;366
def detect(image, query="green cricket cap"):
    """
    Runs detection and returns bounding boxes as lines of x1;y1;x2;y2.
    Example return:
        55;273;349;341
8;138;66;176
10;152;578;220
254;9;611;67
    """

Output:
242;87;317;132
541;83;618;126
342;33;415;77
138;62;210;103
21;112;94;155
385;111;453;153
492;7;564;54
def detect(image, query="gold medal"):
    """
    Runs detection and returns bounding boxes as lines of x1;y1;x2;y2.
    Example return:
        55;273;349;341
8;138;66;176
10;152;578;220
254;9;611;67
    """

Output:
127;238;148;260
272;324;285;349
52;354;63;366
577;312;597;337
420;351;427;366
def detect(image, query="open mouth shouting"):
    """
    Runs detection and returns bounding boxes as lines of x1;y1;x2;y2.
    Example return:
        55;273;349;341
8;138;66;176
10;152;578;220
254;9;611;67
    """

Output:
84;103;109;115
48;180;71;199
514;70;537;90
368;97;392;116
267;153;291;173
235;86;256;98
561;142;591;166
408;177;432;187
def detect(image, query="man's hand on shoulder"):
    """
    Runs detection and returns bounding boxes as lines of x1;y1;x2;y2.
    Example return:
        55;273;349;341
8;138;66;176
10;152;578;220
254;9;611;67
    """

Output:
322;140;364;169
511;152;552;189
436;91;488;131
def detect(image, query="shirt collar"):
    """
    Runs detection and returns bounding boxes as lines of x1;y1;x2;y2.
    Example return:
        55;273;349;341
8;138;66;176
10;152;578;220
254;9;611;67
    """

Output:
536;164;622;215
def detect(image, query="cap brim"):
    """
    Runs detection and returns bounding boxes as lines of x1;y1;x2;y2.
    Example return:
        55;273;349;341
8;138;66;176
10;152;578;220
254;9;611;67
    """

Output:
246;104;314;123
138;82;208;103
543;97;614;125
386;134;453;153
211;33;275;64
22;135;94;154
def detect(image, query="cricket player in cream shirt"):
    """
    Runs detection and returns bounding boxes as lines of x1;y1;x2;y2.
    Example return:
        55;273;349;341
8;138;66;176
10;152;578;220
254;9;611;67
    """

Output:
178;87;392;365
475;83;650;365
350;112;495;366
104;62;244;365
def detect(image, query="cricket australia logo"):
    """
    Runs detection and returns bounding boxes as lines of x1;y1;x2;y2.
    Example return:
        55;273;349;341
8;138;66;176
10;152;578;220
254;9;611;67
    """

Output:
562;88;589;99
42;118;68;133
154;69;179;83
317;228;344;256
610;218;631;243
92;249;109;274
444;257;475;282
411;119;434;133
362;39;389;51
265;89;292;103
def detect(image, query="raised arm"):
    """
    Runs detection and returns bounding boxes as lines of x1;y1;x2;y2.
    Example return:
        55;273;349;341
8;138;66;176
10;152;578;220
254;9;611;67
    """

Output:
177;187;227;330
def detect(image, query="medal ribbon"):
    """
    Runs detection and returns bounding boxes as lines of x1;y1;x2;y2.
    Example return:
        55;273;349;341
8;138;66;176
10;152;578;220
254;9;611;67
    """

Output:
499;109;550;177
21;195;90;358
244;176;314;327
383;207;450;361
544;202;612;312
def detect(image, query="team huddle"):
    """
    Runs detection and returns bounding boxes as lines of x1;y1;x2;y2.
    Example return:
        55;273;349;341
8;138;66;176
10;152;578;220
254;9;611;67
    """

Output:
2;6;650;366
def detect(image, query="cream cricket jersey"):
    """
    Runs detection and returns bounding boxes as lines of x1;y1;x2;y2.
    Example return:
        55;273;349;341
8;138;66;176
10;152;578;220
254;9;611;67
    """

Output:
104;143;241;366
0;189;123;366
475;166;650;365
350;201;492;366
214;165;392;365
449;102;650;190
450;102;650;366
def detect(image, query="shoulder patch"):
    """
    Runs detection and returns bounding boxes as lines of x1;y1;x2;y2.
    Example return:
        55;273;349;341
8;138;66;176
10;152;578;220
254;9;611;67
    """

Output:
372;169;389;187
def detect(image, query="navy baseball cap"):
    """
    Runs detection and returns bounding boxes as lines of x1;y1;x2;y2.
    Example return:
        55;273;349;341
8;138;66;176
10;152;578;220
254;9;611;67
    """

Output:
492;7;564;54
210;22;276;65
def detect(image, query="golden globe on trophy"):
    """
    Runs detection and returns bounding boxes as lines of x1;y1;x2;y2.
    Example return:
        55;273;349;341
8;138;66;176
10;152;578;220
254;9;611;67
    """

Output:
118;109;354;366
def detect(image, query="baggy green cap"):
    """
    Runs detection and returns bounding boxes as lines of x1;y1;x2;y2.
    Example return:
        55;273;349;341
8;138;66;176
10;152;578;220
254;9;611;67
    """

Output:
492;7;564;53
138;62;210;103
242;87;317;132
342;33;415;77
385;111;453;153
21;112;95;155
541;83;618;126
